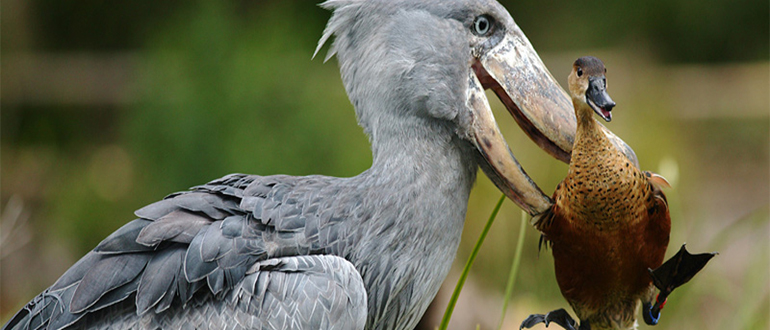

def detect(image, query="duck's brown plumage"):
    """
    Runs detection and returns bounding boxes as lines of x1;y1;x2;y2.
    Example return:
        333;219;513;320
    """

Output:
535;57;670;330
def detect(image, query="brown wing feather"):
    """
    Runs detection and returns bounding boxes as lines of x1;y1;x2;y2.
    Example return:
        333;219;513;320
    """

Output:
642;180;671;270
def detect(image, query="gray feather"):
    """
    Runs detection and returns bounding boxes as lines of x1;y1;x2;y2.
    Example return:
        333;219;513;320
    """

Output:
171;192;232;220
183;226;218;282
178;277;205;307
200;221;231;262
206;270;225;296
27;296;55;330
136;210;211;246
154;280;177;314
134;198;182;221
136;247;185;315
44;283;81;330
94;219;155;254
86;275;140;313
193;173;254;198
70;253;152;313
50;252;104;291
220;216;243;237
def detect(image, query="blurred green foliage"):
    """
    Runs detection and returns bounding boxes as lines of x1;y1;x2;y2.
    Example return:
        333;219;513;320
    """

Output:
22;0;769;62
127;1;371;192
506;0;768;62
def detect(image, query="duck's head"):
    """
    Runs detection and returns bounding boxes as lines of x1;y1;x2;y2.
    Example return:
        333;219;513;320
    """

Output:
568;56;616;122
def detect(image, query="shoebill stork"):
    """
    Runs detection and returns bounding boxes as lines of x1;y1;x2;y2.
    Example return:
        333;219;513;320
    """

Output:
4;1;639;330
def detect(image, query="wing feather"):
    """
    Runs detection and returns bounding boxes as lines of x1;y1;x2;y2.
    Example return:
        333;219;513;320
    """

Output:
94;219;155;253
136;246;185;315
183;225;218;282
4;173;362;330
136;210;212;246
70;253;152;313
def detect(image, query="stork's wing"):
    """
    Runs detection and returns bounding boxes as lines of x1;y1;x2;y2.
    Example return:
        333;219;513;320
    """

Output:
4;174;367;330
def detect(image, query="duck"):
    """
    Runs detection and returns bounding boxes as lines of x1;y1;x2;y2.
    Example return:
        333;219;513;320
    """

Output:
520;56;715;330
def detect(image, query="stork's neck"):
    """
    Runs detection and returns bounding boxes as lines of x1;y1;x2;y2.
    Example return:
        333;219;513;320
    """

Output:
352;114;477;330
367;115;477;189
361;113;478;267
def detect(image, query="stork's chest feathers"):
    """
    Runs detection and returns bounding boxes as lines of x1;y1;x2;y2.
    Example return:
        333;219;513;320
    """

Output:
554;129;651;228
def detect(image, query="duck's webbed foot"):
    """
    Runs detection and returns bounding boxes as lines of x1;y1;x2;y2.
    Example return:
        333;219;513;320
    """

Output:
643;300;663;326
520;308;589;330
644;244;717;325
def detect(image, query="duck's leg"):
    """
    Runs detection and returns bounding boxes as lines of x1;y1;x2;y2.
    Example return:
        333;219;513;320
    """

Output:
643;244;717;325
520;308;588;330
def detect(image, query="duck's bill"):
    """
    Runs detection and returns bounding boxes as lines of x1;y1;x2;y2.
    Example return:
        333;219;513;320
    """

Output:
468;25;638;215
587;76;615;122
587;97;613;122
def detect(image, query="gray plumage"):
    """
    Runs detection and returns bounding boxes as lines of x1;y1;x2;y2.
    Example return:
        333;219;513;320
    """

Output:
9;165;466;330
4;0;578;329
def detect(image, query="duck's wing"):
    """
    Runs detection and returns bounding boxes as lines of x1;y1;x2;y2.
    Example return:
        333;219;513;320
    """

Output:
3;174;367;330
639;171;673;272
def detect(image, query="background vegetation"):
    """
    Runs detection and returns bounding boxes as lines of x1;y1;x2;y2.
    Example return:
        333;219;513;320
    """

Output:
2;1;767;329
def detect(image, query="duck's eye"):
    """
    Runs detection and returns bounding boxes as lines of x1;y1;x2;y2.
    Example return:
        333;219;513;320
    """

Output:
577;68;583;77
473;15;493;36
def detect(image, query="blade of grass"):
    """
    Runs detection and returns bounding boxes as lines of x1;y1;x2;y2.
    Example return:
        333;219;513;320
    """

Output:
439;194;506;330
497;210;528;330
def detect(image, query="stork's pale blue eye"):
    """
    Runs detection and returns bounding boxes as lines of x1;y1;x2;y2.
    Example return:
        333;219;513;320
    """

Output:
473;15;492;36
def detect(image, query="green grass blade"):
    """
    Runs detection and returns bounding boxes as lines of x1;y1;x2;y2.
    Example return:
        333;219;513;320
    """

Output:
497;210;528;330
439;194;506;330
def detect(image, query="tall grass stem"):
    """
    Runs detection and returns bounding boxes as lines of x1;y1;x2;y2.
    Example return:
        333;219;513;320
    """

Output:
497;210;528;330
439;194;506;330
